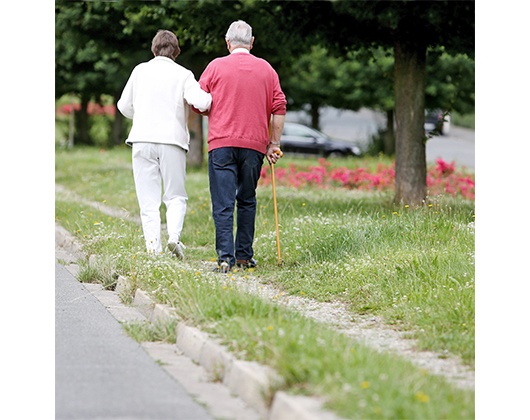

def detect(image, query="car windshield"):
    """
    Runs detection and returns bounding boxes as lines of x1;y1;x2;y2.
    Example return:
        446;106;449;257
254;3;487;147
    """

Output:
283;124;328;139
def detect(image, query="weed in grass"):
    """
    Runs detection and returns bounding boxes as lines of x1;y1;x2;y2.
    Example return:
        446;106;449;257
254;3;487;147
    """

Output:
78;254;120;290
77;262;101;284
115;271;138;305
122;320;177;344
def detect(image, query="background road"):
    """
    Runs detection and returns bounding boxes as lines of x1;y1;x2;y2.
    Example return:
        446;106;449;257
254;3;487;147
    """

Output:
286;107;475;169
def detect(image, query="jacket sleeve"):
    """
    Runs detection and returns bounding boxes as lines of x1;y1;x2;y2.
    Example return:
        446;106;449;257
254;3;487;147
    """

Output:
117;69;135;119
183;73;212;113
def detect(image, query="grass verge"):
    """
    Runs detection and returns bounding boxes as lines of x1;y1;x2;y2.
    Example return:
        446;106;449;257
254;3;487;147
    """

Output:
55;147;474;419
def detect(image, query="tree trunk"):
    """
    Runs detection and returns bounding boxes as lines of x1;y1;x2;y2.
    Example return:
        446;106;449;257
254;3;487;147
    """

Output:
310;103;320;130
384;109;395;155
75;94;91;145
112;93;125;147
393;40;427;205
187;111;204;168
68;96;75;149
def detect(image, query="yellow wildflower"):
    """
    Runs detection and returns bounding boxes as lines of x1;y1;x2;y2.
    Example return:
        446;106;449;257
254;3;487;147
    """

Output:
415;391;430;403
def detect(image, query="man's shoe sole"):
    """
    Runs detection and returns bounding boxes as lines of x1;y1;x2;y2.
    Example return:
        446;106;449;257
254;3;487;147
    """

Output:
213;261;231;273
236;259;257;269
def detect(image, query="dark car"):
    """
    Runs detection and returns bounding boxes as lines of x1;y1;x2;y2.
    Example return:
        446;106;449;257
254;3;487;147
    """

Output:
424;109;451;135
280;122;362;157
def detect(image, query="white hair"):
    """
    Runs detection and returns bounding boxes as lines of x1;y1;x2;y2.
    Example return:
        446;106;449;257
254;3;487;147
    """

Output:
225;20;252;47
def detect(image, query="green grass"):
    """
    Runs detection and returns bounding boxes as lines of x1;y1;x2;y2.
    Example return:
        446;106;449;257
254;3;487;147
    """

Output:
55;147;475;419
123;320;178;344
451;112;475;130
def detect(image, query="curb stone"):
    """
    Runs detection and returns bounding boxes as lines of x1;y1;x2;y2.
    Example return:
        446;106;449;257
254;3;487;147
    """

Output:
224;359;284;418
55;223;345;420
132;285;344;420
198;333;235;380
269;392;341;420
132;288;156;318
83;282;147;324
150;302;179;324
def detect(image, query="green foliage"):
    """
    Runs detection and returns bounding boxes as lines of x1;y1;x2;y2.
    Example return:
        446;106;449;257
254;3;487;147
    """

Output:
330;0;474;54
55;0;474;203
55;0;160;98
55;1;475;124
426;47;475;114
285;43;474;129
451;111;475;130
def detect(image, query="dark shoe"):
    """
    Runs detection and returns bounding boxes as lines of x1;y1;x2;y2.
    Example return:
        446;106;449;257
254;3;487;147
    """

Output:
236;258;257;269
212;261;231;273
213;258;232;274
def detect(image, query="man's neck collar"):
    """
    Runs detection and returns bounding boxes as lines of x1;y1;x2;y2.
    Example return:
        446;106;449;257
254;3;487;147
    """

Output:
231;47;250;54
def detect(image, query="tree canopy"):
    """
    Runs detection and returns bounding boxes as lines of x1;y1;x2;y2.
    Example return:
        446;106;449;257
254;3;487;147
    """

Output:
55;0;475;204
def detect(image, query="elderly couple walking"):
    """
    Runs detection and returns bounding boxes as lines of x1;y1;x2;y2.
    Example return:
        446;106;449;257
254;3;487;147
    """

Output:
117;20;287;273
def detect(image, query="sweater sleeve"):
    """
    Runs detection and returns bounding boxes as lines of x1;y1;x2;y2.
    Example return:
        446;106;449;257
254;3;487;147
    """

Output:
271;71;287;115
183;73;212;113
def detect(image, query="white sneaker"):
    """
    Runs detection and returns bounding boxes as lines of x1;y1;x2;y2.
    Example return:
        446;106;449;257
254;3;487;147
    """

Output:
167;241;185;259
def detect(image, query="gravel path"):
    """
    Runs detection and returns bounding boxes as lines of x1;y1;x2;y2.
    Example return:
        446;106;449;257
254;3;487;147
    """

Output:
219;269;474;390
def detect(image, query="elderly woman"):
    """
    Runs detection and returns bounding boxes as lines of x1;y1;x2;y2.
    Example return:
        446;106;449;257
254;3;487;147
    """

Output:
118;30;211;257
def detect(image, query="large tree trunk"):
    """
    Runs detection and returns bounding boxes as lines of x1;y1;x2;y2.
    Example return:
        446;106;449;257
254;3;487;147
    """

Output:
187;111;204;168
384;109;395;155
393;40;427;205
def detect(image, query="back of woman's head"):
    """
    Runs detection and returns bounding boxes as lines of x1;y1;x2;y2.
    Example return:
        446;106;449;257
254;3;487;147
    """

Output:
151;30;181;60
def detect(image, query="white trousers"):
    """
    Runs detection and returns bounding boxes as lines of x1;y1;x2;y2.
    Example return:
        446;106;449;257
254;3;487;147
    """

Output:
132;143;187;253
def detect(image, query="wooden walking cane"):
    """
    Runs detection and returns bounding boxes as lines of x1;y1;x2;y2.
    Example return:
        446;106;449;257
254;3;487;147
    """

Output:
269;118;282;266
270;154;282;266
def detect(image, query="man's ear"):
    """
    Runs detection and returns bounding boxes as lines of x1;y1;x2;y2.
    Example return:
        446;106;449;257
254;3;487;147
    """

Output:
250;36;255;49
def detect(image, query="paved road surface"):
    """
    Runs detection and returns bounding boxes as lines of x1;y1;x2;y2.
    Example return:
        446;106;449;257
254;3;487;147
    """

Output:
425;126;475;169
286;107;475;169
56;262;213;420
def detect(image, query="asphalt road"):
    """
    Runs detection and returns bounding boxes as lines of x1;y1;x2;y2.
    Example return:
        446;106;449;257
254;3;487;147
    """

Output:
425;126;475;169
286;107;475;169
55;262;213;420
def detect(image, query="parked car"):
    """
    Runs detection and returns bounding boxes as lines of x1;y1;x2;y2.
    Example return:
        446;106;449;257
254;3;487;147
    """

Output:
424;109;451;135
280;122;362;157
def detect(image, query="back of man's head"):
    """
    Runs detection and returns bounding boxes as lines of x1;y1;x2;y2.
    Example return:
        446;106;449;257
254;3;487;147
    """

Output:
225;20;252;48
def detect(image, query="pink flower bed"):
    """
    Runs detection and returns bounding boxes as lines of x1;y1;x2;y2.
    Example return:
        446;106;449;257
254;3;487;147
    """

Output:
260;158;474;200
56;102;116;116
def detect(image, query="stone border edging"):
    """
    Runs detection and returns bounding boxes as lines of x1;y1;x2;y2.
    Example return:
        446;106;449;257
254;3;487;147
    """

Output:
57;221;345;418
130;286;344;420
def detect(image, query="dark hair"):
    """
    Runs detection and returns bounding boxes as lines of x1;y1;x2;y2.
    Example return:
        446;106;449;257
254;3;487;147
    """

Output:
151;30;180;60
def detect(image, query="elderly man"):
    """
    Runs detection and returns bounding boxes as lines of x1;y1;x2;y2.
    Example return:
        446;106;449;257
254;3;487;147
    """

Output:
195;20;287;273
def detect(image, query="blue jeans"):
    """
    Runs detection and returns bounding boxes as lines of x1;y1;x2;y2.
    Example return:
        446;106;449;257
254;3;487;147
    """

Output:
208;147;265;267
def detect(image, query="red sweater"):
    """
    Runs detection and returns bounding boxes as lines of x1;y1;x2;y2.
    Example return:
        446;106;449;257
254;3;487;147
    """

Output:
198;50;287;154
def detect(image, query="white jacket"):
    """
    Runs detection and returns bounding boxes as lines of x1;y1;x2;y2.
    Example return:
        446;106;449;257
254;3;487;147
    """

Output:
117;56;211;151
